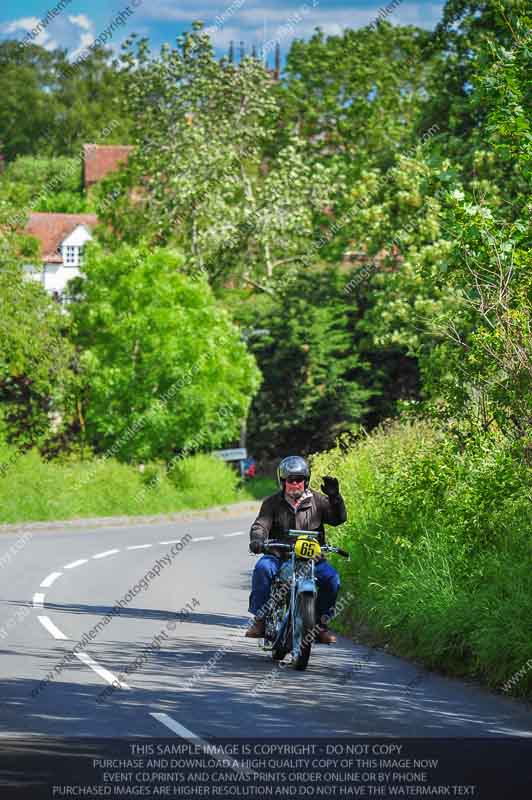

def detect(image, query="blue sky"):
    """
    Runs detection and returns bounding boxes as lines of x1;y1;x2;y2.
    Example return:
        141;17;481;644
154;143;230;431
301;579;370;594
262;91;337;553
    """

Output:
1;1;445;63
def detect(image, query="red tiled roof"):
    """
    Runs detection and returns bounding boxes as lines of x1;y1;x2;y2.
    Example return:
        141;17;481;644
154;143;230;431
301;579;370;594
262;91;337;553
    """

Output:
83;144;133;186
25;212;98;262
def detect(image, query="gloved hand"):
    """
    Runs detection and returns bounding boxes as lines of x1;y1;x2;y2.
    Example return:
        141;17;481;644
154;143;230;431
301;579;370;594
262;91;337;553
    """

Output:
321;475;339;497
249;539;264;555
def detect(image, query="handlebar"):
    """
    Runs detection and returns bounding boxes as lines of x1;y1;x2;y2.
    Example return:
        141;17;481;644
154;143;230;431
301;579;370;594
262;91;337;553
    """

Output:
263;538;350;559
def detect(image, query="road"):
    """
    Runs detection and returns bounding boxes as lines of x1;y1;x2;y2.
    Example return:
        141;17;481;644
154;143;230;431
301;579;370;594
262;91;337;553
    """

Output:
0;509;531;796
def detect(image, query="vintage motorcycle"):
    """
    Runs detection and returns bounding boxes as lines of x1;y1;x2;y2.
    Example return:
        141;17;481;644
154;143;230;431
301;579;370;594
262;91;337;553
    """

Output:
260;529;349;670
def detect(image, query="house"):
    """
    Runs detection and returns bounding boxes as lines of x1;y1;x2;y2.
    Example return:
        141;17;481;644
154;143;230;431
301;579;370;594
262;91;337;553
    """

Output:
83;144;133;189
23;212;98;297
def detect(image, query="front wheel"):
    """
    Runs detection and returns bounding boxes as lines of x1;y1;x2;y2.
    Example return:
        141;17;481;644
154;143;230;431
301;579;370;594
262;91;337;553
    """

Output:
292;593;315;670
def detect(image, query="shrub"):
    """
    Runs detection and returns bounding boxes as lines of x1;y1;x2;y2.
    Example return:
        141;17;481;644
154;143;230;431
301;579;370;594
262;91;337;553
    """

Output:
311;421;532;698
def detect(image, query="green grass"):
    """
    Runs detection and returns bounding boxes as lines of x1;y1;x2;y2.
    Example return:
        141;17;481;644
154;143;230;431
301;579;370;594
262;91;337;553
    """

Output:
312;422;532;699
0;449;272;525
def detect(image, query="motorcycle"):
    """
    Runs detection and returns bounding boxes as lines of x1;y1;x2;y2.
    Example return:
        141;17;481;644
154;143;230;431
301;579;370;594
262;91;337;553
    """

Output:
259;529;350;671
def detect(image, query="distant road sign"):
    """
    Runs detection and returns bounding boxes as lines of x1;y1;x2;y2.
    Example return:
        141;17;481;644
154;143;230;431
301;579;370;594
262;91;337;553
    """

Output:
212;448;247;462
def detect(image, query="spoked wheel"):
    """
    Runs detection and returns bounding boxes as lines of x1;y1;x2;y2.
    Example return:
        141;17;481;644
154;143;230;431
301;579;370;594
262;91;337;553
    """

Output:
271;601;290;661
292;593;315;671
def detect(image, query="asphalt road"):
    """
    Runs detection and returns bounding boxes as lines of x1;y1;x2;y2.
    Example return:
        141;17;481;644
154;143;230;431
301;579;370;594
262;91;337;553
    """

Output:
1;509;531;743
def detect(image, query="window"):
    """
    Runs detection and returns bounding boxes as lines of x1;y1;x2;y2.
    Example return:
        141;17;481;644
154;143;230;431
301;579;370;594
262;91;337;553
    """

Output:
64;245;78;266
63;245;85;266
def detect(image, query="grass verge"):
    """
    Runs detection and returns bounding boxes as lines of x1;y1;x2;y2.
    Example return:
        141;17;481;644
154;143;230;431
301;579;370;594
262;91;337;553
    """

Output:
0;447;275;525
311;421;532;700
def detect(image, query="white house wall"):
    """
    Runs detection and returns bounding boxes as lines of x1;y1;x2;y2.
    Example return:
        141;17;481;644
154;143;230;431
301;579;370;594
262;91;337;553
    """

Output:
23;263;82;294
22;224;93;296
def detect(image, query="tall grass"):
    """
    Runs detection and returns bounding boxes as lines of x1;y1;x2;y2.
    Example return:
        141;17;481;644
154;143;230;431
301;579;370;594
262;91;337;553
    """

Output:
312;422;532;699
0;449;262;524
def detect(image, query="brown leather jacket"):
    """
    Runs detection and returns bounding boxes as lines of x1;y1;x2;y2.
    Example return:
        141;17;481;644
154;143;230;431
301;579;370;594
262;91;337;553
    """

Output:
249;489;347;554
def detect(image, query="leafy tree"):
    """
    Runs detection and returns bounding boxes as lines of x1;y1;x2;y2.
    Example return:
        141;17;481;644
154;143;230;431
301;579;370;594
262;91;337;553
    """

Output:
351;12;531;444
0;41;131;163
0;232;76;449
421;0;530;213
281;22;434;170
232;268;371;458
0;42;61;162
70;244;261;461
105;25;337;285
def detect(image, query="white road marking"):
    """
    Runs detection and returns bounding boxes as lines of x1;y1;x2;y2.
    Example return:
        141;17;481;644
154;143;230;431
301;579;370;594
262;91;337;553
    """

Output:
191;536;215;542
92;549;120;559
127;544;152;550
150;713;256;776
151;712;203;740
75;651;130;689
64;558;88;569
38;616;68;640
40;571;62;588
223;531;245;537
32;593;45;608
159;540;182;545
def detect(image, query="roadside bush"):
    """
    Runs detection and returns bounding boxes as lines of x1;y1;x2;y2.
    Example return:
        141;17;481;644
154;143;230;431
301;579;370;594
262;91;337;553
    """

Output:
0;451;245;524
168;453;240;507
311;422;532;698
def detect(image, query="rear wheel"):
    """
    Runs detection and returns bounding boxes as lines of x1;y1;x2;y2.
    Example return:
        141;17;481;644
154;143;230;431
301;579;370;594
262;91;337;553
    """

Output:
292;593;315;671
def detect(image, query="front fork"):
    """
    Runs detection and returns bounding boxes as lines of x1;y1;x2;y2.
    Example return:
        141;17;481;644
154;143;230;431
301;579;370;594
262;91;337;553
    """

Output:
291;558;317;648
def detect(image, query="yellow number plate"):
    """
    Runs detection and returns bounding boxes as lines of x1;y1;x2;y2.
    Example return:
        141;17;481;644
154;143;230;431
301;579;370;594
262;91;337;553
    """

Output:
294;536;321;559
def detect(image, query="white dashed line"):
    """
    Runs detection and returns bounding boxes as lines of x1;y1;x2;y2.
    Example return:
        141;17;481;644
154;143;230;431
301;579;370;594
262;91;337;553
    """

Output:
38;616;68;640
32;593;46;608
92;549;120;559
127;544;152;550
75;651;130;689
159;540;182;545
150;713;256;775
64;558;88;569
40;571;62;588
150;712;204;740
191;537;215;542
223;531;245;537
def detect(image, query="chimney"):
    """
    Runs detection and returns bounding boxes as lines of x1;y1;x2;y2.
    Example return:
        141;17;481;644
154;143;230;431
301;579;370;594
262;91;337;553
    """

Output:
274;43;280;80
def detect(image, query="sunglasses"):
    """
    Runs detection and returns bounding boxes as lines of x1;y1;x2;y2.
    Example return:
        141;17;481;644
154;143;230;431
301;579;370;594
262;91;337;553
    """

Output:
285;476;305;484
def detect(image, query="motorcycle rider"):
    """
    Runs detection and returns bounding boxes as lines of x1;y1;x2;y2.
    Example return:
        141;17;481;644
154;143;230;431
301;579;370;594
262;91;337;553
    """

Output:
246;455;347;644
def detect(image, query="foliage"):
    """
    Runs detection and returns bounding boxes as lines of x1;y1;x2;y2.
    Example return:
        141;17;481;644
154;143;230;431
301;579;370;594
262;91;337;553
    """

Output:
70;243;261;461
107;24;338;284
232;267;371;457
280;21;434;170
0;451;254;524
0;233;76;450
0;41;132;162
312;421;532;698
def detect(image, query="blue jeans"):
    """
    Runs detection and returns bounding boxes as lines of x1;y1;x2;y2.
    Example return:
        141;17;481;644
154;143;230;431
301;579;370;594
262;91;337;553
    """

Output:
248;554;340;625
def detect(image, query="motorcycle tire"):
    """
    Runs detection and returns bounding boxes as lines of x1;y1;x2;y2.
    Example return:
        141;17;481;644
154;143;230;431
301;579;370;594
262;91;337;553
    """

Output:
292;593;315;671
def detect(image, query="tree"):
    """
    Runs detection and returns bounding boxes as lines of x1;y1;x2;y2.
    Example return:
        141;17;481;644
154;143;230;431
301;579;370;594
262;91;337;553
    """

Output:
351;10;531;444
281;22;434;171
104;25;337;285
70;244;261;461
0;41;131;163
232;267;371;458
0;231;76;449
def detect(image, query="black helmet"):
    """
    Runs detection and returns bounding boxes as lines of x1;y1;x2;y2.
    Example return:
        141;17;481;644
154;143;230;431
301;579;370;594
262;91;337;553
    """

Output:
277;456;311;490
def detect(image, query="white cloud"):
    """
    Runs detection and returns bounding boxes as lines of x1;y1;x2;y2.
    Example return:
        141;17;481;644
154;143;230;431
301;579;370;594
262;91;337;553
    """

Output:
1;16;40;34
0;16;57;49
68;14;93;32
145;1;444;57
